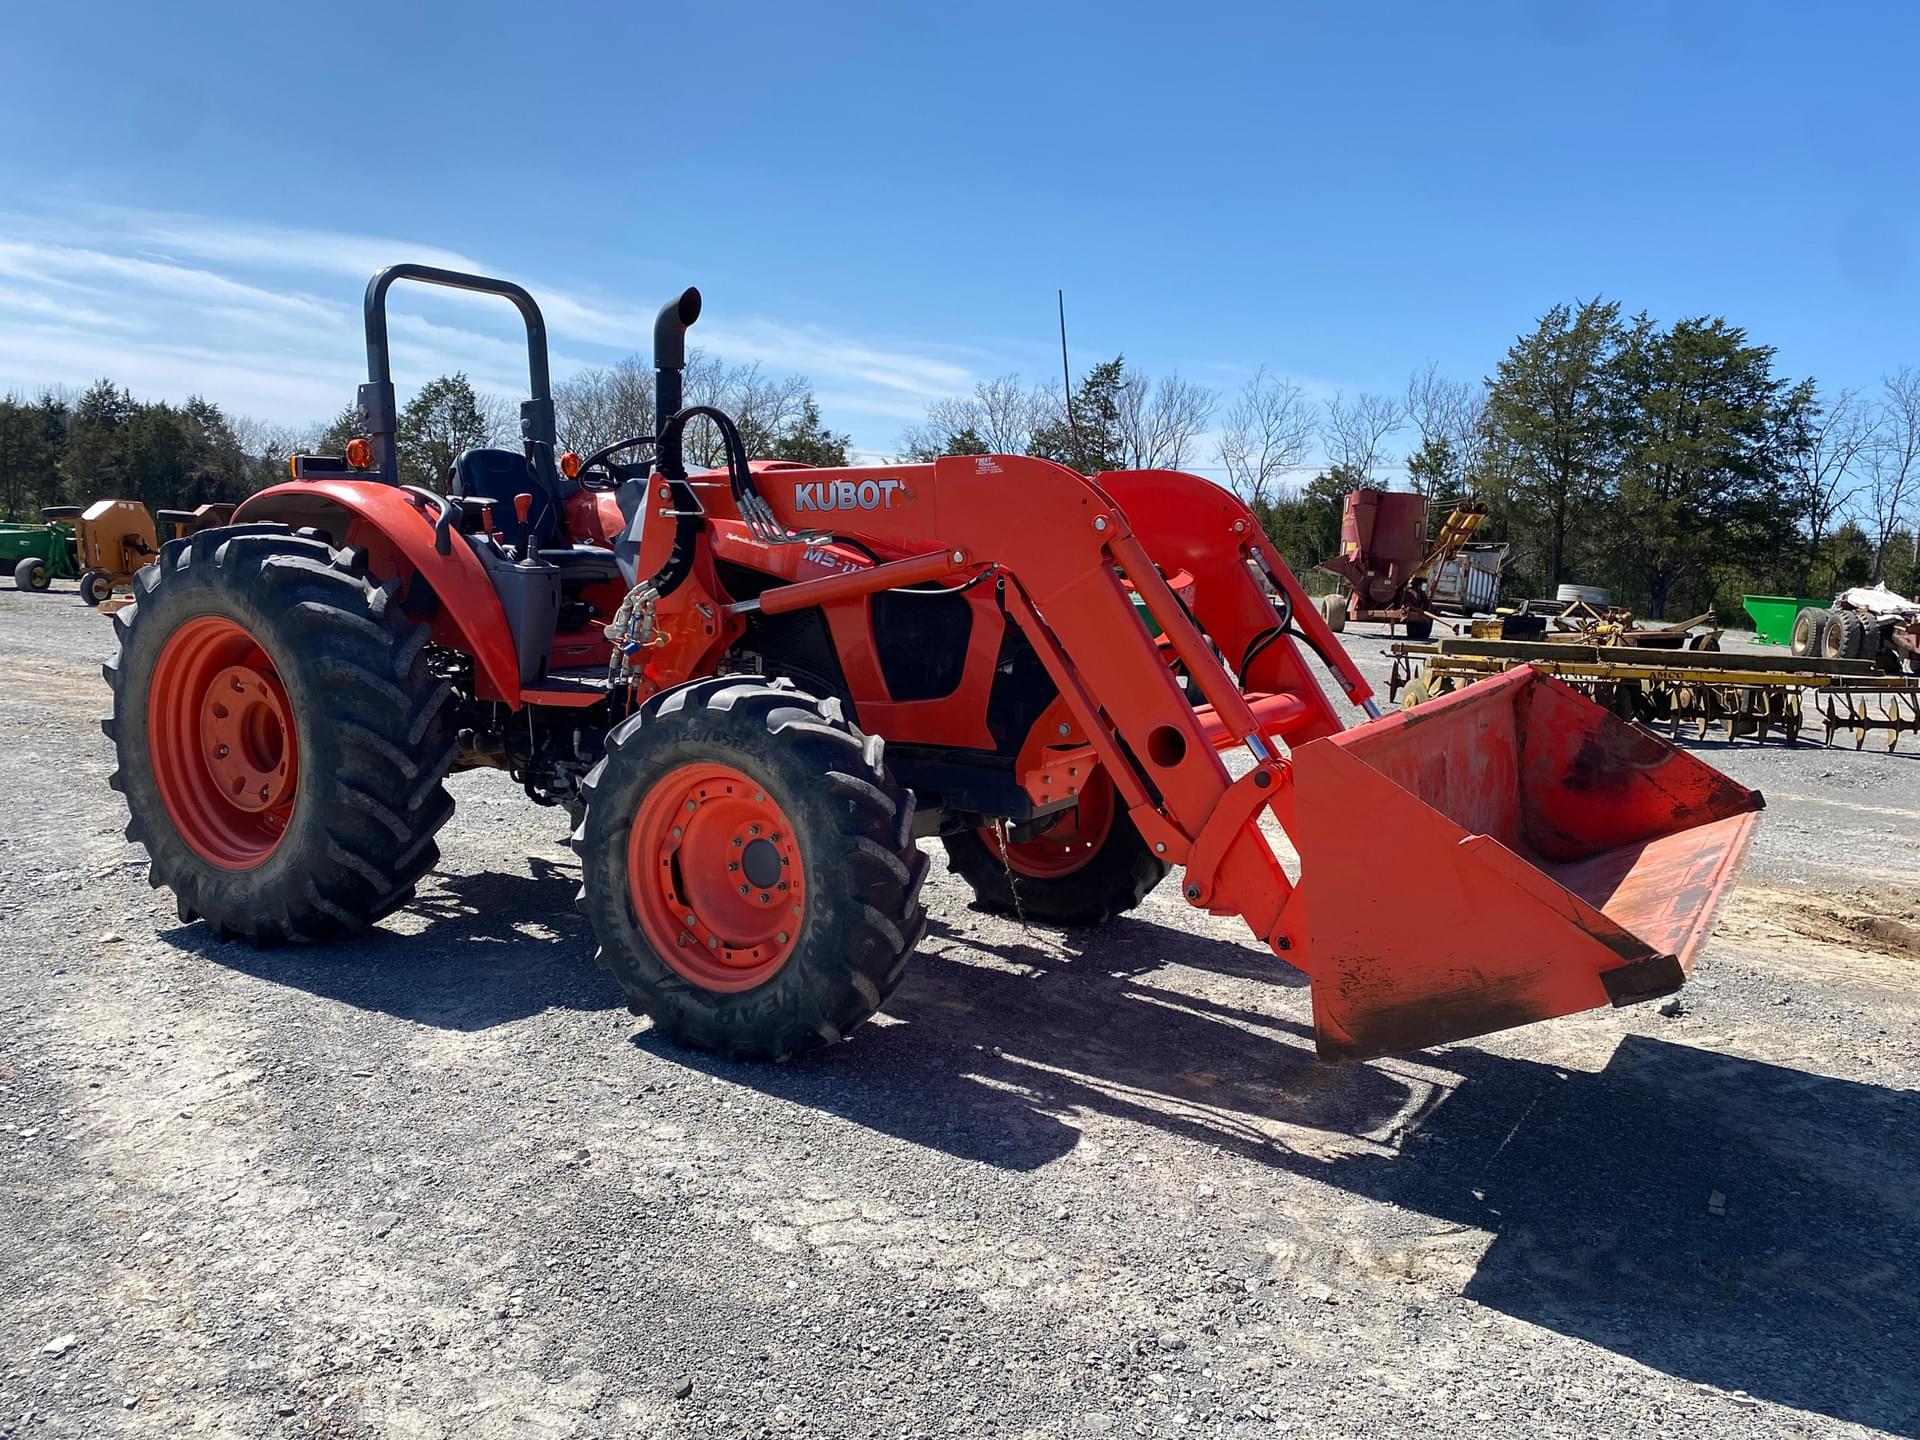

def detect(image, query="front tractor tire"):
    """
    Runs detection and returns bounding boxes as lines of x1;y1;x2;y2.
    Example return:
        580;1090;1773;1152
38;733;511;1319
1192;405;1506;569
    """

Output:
941;770;1169;927
106;525;456;944
574;678;929;1061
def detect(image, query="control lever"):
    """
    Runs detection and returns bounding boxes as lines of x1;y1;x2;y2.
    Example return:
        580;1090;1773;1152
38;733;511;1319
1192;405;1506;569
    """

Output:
513;493;534;562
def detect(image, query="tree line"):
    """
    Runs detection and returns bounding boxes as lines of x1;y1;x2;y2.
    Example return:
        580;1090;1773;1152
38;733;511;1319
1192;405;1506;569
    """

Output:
0;350;852;522
899;301;1920;617
5;300;1916;618
0;382;290;520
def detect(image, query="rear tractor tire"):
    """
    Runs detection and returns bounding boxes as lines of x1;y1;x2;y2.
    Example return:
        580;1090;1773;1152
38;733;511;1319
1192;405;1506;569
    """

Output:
574;678;930;1061
1820;611;1863;661
1839;611;1870;660
79;569;113;606
105;525;456;944
942;769;1168;927
1789;606;1828;657
13;557;49;592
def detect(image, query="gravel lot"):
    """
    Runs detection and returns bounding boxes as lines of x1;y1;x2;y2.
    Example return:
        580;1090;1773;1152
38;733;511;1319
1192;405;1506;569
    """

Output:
2;582;1916;1439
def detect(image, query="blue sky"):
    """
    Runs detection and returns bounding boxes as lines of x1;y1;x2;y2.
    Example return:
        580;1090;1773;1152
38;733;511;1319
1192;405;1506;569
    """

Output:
1;1;1915;473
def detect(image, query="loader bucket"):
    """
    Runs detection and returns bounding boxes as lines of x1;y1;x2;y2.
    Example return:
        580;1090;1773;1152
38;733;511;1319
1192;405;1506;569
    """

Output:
1287;665;1762;1061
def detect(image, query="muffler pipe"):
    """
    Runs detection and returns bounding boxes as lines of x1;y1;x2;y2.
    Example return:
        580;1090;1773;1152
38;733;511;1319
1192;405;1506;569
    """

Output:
653;287;702;478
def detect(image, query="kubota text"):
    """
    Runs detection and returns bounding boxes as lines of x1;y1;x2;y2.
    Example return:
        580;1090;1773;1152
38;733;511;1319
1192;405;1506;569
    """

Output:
793;478;907;512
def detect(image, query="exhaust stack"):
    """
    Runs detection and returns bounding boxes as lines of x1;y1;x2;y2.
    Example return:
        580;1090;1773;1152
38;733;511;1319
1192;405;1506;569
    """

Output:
653;287;702;478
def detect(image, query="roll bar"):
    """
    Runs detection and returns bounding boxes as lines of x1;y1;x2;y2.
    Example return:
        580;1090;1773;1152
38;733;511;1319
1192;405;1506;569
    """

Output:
358;264;558;486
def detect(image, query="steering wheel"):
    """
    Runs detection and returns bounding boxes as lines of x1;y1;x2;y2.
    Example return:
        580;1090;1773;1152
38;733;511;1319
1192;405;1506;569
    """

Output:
572;433;656;491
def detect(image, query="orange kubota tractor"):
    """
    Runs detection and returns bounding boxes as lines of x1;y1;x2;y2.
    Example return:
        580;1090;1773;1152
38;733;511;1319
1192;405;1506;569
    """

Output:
103;267;1762;1062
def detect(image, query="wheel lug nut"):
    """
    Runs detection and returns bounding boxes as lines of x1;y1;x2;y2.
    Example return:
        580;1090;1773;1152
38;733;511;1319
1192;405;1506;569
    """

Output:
776;932;788;944
738;885;749;895
217;745;230;758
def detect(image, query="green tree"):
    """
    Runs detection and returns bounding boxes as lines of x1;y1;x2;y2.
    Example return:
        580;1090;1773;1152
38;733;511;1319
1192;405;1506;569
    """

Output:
62;379;136;500
1813;521;1875;595
1481;299;1625;589
181;397;252;504
1028;357;1128;474
1605;314;1807;617
0;395;58;518
767;397;852;467
118;403;199;511
315;405;363;456
1404;434;1459;504
1260;464;1367;575
396;374;491;488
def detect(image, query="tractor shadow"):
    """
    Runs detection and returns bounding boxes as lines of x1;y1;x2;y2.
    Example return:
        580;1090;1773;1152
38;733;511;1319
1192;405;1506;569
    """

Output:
649;920;1920;1436
172;852;1920;1433
176;854;621;1029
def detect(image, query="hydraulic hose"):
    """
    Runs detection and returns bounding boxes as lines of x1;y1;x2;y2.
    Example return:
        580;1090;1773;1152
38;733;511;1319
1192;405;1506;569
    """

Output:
656;404;755;508
636;404;752;600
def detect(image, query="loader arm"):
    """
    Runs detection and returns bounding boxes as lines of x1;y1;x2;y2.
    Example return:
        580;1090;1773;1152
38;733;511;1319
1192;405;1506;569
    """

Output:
634;452;1762;1060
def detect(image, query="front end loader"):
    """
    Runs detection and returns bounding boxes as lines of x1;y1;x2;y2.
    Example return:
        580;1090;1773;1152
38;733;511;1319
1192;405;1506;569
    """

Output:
101;265;1761;1063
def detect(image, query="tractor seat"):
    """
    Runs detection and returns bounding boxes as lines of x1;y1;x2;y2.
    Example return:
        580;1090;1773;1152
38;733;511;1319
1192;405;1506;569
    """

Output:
450;448;560;551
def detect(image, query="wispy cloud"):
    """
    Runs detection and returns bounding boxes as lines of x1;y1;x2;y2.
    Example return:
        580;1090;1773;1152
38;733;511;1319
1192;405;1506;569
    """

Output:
0;240;341;323
0;284;135;331
0;204;997;447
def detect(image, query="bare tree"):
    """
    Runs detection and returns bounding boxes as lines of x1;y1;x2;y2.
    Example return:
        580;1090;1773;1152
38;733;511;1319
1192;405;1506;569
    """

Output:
1791;386;1872;577
1399;363;1493;499
475;390;522;450
554;356;653;455
1214;367;1315;509
1114;372;1215;470
552;351;815;467
228;412;307;466
1449;385;1489;489
1321;390;1404;482
1405;362;1465;447
971;376;1046;453
1863;368;1920;582
688;359;812;465
899;375;1047;459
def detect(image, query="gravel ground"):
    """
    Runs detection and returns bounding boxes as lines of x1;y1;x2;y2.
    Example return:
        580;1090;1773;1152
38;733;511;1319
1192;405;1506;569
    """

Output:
2;583;1916;1439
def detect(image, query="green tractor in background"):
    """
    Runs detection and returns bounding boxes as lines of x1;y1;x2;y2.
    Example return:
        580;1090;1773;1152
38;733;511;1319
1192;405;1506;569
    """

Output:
2;507;82;592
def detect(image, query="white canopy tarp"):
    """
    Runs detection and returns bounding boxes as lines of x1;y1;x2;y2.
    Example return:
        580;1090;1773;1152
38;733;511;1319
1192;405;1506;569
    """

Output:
1839;582;1919;616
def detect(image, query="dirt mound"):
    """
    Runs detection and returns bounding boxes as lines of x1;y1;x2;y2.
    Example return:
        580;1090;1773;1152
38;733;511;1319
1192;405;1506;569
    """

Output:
1722;885;1920;963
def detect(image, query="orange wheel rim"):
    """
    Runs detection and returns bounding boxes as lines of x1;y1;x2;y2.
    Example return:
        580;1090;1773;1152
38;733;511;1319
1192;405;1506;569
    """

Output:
148;616;298;870
984;769;1115;879
628;762;804;991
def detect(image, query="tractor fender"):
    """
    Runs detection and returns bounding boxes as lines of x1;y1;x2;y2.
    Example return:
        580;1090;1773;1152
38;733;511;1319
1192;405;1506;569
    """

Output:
235;479;524;706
